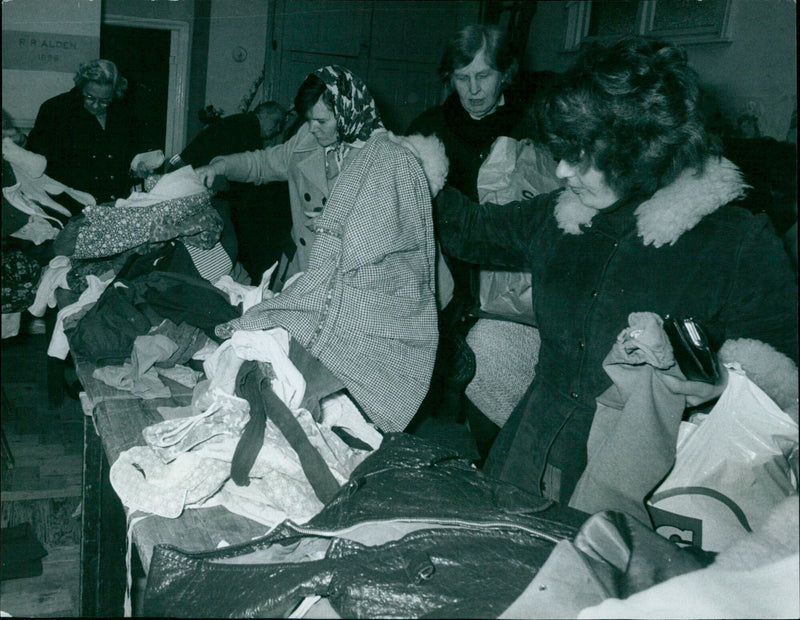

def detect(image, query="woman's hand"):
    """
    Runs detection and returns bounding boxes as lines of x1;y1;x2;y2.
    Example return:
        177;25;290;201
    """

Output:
131;160;153;179
194;162;225;189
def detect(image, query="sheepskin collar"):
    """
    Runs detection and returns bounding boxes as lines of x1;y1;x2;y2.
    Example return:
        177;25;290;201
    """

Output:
386;132;449;196
554;157;748;247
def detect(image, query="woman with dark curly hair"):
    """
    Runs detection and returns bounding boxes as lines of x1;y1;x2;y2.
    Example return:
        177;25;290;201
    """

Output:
435;36;798;505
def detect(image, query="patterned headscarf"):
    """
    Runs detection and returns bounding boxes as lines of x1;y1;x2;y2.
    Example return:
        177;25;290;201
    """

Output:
313;65;384;148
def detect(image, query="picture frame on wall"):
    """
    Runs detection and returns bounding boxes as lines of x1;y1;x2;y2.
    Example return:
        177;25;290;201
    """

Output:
564;0;733;51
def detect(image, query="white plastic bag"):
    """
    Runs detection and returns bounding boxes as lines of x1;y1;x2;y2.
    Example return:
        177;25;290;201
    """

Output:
647;365;798;552
476;137;559;324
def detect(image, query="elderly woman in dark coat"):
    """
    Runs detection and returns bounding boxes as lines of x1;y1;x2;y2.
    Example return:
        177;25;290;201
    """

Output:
436;36;798;505
27;59;152;205
406;24;535;452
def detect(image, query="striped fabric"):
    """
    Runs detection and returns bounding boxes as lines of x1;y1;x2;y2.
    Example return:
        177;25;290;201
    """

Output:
185;241;233;282
216;134;439;432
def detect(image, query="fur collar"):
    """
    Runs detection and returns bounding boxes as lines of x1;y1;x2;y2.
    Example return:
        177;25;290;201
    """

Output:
554;157;748;247
387;132;449;196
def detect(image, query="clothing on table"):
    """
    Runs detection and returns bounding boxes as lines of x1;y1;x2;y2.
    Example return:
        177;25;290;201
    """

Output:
63;249;240;365
70;167;222;259
48;273;114;359
215;133;440;433
141;433;566;619
436;156;799;504
174;112;292;281
28;256;71;317
92;333;202;400
211;66;384;282
26;87;148;203
110;328;377;527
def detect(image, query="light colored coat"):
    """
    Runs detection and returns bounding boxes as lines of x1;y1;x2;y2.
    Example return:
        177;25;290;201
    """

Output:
211;123;359;279
217;133;448;432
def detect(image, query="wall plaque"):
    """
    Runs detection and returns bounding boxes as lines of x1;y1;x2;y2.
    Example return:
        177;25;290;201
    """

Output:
3;30;98;72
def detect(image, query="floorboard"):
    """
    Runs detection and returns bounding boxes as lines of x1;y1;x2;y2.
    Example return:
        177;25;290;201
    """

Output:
2;330;81;617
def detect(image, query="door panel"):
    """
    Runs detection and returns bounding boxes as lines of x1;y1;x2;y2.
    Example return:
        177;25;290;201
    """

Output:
274;0;372;108
282;0;369;57
270;0;479;133
370;1;471;63
101;24;171;152
368;61;443;134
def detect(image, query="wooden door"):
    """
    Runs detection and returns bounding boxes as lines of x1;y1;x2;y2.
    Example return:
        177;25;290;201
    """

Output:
269;0;480;132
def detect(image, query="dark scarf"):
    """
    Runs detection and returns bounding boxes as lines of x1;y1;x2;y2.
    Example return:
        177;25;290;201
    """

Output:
442;91;523;151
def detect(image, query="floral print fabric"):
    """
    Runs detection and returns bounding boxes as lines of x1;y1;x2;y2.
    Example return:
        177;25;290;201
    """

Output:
72;192;222;259
2;249;42;313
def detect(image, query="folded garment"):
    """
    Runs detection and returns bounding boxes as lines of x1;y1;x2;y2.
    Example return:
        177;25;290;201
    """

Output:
0;522;48;581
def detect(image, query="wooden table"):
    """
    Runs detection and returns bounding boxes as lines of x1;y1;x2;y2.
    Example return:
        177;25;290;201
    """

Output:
75;355;270;616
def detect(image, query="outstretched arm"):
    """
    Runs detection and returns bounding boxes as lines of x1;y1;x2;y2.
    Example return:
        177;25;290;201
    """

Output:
435;184;556;270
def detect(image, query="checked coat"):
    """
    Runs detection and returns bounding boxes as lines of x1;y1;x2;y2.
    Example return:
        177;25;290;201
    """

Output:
217;133;440;432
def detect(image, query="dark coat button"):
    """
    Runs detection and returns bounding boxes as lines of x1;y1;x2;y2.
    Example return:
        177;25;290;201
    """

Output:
304;192;311;201
300;238;306;246
322;197;327;206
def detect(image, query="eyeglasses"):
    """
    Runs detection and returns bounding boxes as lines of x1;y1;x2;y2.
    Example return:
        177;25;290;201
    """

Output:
83;93;112;108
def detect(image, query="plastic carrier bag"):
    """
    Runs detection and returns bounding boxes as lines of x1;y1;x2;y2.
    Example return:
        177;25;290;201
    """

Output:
476;137;559;324
647;364;798;552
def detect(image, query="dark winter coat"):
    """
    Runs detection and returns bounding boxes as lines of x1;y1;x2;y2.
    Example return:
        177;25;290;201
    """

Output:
26;88;143;203
407;92;528;202
178;112;263;167
436;157;798;503
408;92;529;316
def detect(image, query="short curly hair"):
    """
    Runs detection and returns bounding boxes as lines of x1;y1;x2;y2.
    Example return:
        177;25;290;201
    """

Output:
73;59;128;100
543;36;721;199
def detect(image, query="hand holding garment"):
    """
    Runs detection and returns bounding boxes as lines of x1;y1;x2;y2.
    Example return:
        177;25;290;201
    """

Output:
3;137;95;244
439;154;797;503
569;312;724;521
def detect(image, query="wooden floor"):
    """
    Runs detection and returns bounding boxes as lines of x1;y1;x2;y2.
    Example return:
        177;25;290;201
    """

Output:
1;329;82;618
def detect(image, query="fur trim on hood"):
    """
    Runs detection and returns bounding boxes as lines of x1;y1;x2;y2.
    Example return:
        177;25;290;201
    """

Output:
555;157;748;247
719;338;799;417
388;132;449;197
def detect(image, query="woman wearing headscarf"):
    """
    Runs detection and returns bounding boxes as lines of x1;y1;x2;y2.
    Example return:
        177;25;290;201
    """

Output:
196;65;384;286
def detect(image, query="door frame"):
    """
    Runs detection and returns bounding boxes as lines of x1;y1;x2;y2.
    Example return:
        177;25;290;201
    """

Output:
103;14;190;158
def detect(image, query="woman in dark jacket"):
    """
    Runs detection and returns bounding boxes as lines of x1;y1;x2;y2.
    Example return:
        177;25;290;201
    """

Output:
436;36;798;505
27;59;150;205
407;24;531;450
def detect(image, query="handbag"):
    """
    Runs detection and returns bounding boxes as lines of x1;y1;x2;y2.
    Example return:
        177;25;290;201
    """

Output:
662;316;720;384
